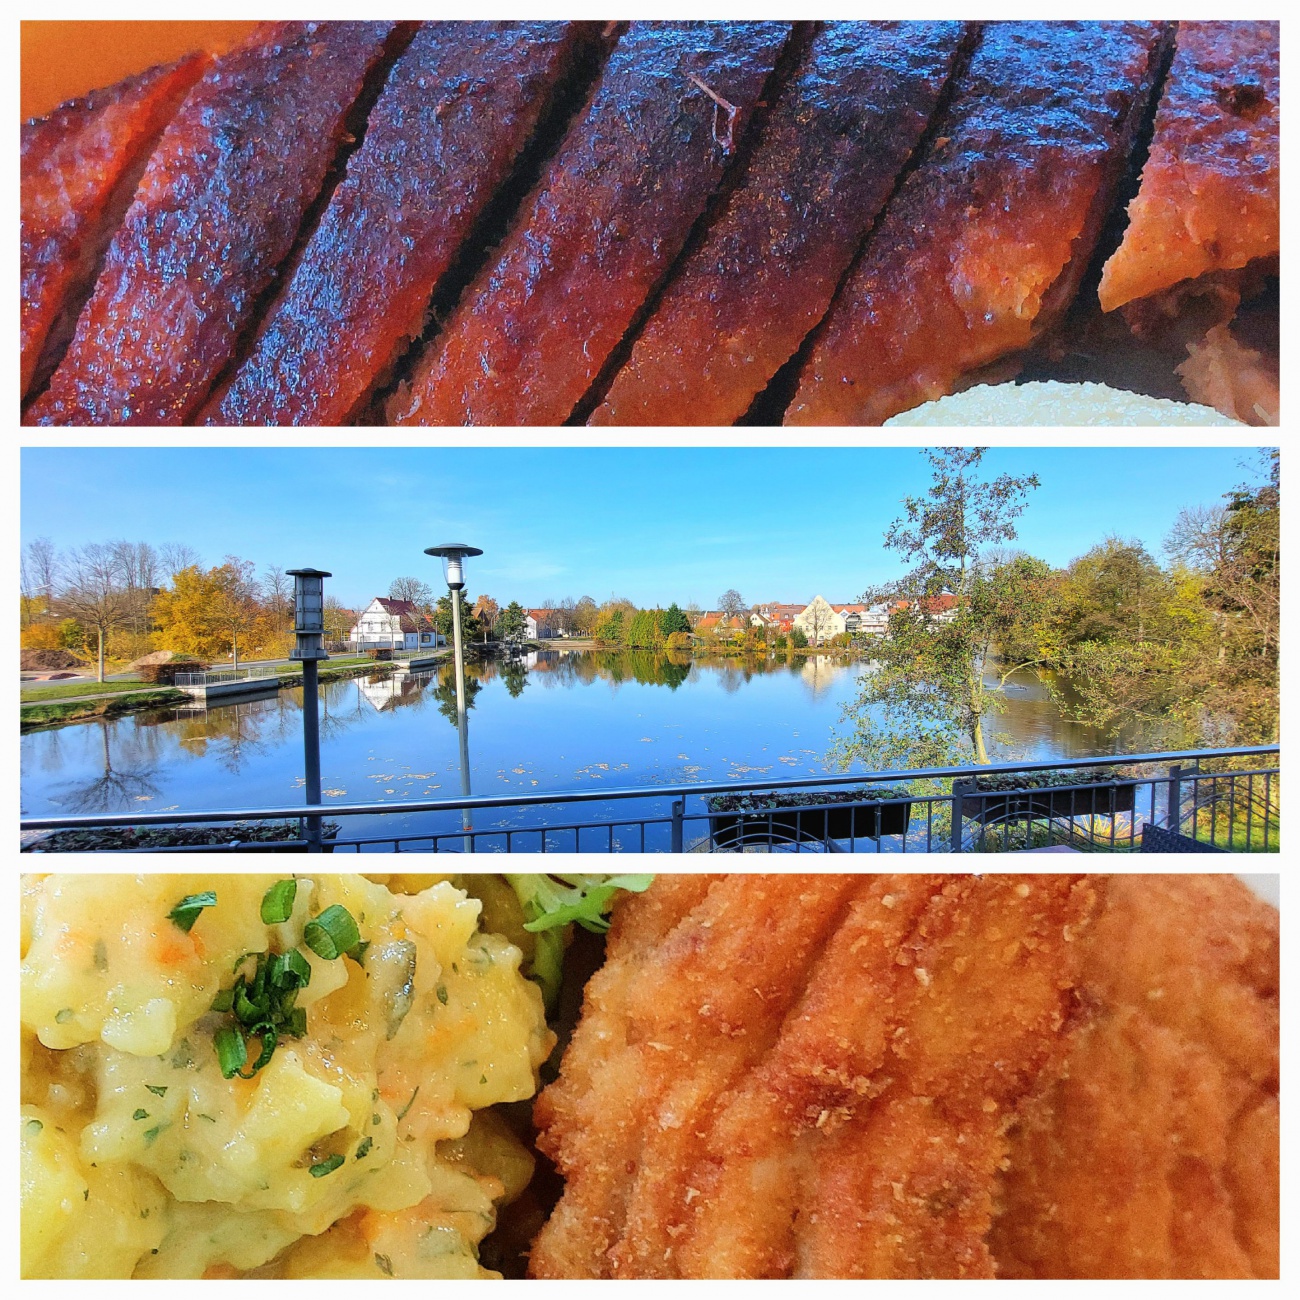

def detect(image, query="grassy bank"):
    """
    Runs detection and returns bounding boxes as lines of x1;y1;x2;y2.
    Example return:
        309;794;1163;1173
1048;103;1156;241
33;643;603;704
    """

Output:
21;689;189;731
20;661;400;733
20;679;169;703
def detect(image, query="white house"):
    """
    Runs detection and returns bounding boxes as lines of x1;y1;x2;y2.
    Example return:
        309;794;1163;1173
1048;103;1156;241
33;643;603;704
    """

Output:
526;608;561;640
793;595;845;645
349;598;441;651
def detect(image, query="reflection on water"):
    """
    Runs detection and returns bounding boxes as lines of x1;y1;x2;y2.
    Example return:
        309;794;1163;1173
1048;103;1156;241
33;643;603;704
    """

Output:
22;649;1138;824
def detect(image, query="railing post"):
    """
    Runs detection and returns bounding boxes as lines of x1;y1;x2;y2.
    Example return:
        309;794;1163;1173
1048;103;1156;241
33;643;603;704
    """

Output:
1166;764;1182;833
671;799;684;853
950;779;971;853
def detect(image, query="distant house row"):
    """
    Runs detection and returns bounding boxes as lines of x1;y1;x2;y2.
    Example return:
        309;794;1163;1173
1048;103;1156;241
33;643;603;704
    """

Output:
347;594;959;651
347;597;564;648
699;594;958;645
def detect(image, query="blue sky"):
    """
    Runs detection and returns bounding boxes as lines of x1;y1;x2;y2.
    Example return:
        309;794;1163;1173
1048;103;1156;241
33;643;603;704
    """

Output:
22;446;1268;609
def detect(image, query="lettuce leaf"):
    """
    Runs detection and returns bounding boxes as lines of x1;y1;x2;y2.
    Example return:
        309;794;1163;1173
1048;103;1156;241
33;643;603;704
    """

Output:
503;874;653;1008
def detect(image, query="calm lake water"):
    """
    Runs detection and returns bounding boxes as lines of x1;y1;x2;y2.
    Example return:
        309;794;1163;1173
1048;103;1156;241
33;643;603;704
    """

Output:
22;648;1153;848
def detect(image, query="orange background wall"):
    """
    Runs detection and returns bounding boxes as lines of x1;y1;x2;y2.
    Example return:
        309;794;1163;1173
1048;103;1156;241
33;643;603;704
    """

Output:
22;21;259;119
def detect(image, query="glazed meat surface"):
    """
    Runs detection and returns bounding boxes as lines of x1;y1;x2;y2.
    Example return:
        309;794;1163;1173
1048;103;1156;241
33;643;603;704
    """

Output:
204;22;579;426
26;21;395;426
20;55;206;399
990;874;1279;1279
589;21;970;427
387;21;791;427
785;21;1169;426
1099;22;1280;313
531;873;1100;1278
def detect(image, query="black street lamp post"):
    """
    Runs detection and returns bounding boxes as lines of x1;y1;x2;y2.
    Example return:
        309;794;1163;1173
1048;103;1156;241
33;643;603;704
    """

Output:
288;568;331;853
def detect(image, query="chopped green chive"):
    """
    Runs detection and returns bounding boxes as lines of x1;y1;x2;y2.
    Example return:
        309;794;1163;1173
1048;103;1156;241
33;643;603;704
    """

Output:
198;1114;217;1123
309;1154;345;1178
355;1136;373;1160
436;984;449;1005
214;1026;247;1079
270;949;311;989
396;1086;420;1122
261;879;298;925
25;1118;43;1135
375;1254;393;1277
303;905;361;961
168;892;217;934
55;1008;74;1023
93;939;108;972
210;987;235;1013
145;1085;167;1098
143;1125;164;1146
133;1109;149;1121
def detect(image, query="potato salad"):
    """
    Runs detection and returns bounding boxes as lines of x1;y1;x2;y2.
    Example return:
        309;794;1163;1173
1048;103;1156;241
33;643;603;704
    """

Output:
20;873;554;1279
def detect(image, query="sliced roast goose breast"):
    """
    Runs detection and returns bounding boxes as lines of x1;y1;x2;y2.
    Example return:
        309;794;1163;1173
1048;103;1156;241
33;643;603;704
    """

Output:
590;21;971;427
785;21;1171;427
204;21;580;426
387;20;792;427
26;21;397;426
1098;20;1280;313
20;54;207;400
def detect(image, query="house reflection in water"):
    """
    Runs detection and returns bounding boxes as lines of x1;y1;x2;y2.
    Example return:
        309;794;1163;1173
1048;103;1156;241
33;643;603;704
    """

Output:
355;671;433;713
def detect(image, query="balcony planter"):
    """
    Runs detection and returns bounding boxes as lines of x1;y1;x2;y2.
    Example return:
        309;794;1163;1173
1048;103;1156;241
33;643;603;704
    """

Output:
22;821;341;853
707;785;912;849
959;769;1137;825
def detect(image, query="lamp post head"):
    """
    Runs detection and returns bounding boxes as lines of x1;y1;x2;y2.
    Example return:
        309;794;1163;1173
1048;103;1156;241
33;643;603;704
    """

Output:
424;543;482;591
287;568;332;661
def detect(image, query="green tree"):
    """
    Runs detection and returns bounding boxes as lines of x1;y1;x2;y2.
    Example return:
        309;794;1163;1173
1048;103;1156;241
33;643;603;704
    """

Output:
661;602;691;637
498;601;527;644
434;590;481;644
834;448;1041;768
594;607;626;645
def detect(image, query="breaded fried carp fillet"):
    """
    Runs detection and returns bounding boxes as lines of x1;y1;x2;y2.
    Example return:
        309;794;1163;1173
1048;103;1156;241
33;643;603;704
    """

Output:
990;874;1279;1279
20;55;206;399
387;21;791;427
204;22;580;426
785;22;1169;426
1098;23;1280;314
26;21;396;426
531;874;1100;1278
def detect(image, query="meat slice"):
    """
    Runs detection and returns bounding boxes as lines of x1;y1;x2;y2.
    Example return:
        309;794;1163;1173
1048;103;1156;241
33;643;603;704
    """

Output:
20;54;207;400
1098;22;1279;314
785;22;1170;426
991;875;1279;1279
25;21;396;426
203;22;580;427
531;873;1101;1278
590;22;969;427
387;21;792;427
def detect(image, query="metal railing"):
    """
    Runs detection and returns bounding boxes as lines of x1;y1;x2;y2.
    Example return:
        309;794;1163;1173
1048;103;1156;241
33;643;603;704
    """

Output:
20;746;1278;854
173;664;295;687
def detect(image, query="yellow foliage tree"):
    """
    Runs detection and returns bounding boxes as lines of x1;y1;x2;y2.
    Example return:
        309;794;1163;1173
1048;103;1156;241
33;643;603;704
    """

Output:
151;561;280;663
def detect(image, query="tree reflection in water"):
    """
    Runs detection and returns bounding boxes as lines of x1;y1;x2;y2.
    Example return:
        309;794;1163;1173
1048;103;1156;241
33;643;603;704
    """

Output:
49;719;161;813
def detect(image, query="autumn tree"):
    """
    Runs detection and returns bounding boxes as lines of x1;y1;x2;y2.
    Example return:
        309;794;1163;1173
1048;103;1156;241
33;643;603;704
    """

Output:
54;544;133;682
571;595;599;637
718;588;747;618
835;447;1041;769
150;560;271;663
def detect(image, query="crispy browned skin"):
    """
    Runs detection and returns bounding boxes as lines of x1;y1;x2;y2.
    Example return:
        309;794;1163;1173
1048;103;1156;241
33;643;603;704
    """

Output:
785;22;1168;426
531;873;1099;1278
204;22;578;426
991;875;1279;1279
590;22;969;427
387;21;791;427
26;21;395;426
1099;23;1279;313
20;55;206;399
